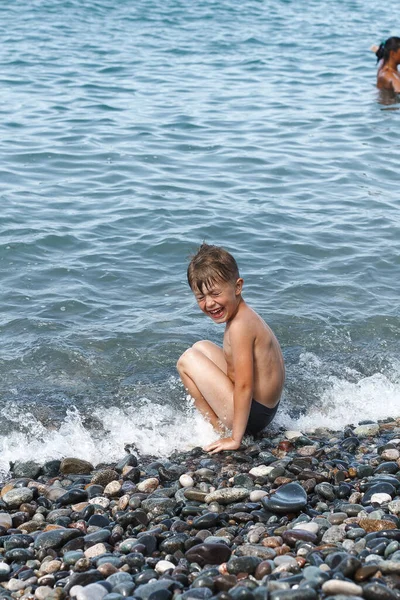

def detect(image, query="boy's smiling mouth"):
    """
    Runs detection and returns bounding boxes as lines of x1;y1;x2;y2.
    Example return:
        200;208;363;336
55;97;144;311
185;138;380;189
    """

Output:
208;307;225;319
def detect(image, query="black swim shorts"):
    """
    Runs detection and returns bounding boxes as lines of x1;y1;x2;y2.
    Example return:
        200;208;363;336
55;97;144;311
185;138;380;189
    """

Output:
245;399;279;435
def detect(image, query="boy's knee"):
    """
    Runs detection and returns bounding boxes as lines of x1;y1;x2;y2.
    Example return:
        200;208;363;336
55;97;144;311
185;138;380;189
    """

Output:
177;348;193;372
191;340;209;353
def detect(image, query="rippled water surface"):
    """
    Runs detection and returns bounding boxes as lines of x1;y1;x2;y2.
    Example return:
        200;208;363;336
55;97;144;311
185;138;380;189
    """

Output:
1;0;400;469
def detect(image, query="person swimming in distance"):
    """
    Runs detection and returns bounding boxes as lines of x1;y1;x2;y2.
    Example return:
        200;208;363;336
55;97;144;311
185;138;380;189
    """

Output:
372;37;400;93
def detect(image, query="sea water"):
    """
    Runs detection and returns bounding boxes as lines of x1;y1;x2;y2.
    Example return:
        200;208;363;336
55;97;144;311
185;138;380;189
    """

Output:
1;0;400;473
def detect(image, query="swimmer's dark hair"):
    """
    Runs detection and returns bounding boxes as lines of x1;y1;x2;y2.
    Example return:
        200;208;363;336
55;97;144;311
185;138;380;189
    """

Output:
376;37;400;64
187;243;240;292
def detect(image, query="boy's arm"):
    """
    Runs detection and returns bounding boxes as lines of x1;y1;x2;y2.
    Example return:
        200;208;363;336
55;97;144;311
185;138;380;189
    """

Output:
206;322;254;454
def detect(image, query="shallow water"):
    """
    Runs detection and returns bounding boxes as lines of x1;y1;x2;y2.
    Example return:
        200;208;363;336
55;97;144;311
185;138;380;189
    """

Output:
1;0;400;471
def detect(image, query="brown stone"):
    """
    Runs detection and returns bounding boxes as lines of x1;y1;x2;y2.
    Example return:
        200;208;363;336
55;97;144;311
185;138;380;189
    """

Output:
97;562;118;577
0;482;15;498
214;574;237;591
274;477;294;486
90;469;119;487
261;536;283;548
354;565;380;581
277;441;293;452
71;502;89;512
60;458;94;475
301;478;317;493
358;519;396;532
254;560;272;580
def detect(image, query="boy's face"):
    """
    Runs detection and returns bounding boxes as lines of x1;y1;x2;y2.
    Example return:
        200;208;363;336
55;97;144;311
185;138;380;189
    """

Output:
192;278;243;323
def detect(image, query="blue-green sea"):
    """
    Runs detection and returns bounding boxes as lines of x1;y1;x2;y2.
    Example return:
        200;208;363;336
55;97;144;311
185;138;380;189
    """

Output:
1;0;400;472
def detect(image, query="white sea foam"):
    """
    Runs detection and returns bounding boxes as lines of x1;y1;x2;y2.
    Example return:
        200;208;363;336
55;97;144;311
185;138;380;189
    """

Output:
277;354;400;432
0;397;219;478
1;358;399;478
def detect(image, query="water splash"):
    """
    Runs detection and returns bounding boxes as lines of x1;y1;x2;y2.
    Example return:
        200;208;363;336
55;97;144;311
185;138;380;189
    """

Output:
0;396;218;477
278;353;400;432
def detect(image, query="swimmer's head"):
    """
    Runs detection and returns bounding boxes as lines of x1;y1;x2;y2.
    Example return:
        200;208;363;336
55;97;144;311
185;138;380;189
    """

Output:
374;37;400;64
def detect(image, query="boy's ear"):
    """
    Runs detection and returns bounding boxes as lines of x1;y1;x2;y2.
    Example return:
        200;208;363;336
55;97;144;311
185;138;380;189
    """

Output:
235;278;244;295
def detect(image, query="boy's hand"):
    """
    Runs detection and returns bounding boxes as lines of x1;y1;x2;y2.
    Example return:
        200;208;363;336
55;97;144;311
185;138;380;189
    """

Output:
204;437;241;454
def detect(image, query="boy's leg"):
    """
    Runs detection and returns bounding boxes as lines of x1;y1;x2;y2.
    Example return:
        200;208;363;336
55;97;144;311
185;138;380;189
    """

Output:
177;342;234;430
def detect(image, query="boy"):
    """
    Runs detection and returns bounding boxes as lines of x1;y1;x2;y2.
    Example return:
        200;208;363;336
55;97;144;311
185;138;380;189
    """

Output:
177;244;285;454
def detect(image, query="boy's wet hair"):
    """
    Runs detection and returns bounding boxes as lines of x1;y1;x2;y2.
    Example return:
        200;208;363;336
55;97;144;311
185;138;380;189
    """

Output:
187;243;240;292
376;37;400;63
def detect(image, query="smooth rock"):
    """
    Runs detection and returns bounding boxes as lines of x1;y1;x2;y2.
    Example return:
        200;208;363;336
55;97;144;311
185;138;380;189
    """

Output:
371;493;392;504
74;583;108;600
204;487;250;504
227;556;261;575
363;582;398;600
88;496;110;509
155;560;175;574
91;469;119;486
84;543;108;558
321;580;363;595
353;423;379;437
138;478;160;493
388;500;400;515
321;525;346;544
3;487;33;507
60;458;94;474
249;466;274;477
235;544;276;560
0;512;13;529
34;528;83;550
185;543;232;566
261;482;307;514
179;474;194;487
104;481;121;496
249;490;268;502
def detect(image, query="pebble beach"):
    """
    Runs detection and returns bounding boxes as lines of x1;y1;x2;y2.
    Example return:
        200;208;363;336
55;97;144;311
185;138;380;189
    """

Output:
2;420;400;600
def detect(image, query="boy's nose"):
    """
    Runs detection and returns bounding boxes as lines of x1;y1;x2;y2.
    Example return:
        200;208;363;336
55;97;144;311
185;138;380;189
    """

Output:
205;296;216;308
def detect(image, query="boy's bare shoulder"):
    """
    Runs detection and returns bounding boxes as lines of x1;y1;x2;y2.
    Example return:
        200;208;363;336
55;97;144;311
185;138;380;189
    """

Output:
229;302;270;338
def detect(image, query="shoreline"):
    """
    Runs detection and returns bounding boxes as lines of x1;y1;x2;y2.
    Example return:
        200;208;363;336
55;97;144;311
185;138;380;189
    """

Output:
1;418;400;599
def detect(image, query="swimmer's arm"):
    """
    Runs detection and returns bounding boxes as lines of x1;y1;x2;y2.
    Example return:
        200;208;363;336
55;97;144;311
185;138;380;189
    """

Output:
206;324;254;453
391;76;400;94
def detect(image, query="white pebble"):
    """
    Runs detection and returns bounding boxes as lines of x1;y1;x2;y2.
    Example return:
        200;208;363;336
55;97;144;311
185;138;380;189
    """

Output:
7;578;30;591
249;465;274;477
138;477;159;493
84;543;108;558
284;430;304;440
249;490;268;502
155;560;175;574
88;496;110;508
179;474;194;488
381;449;400;460
0;513;12;529
75;582;108;600
371;493;392;505
39;559;62;574
35;586;54;600
293;522;319;534
104;481;121;496
322;580;362;596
